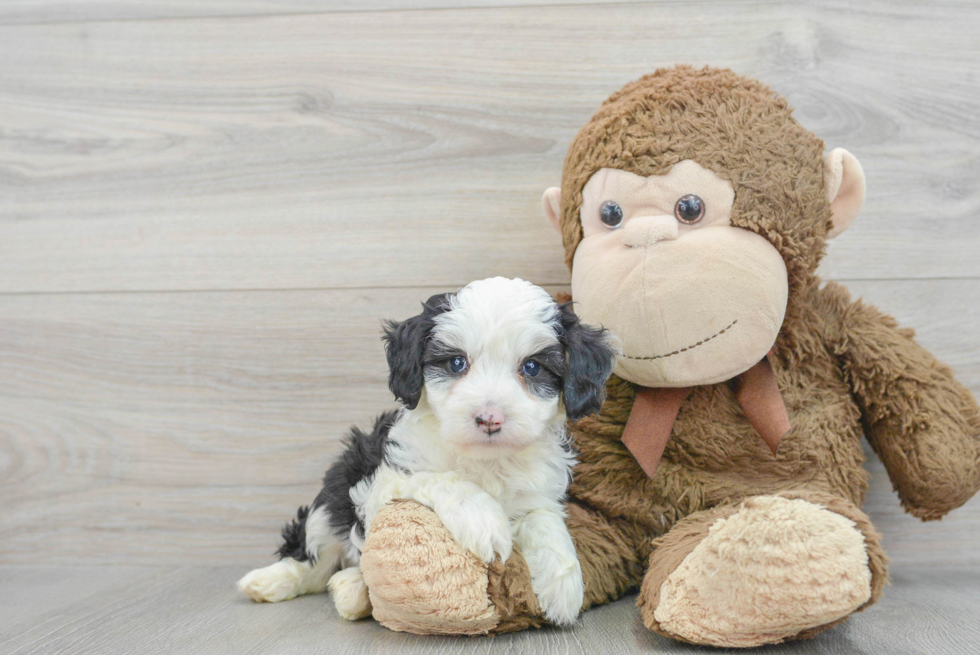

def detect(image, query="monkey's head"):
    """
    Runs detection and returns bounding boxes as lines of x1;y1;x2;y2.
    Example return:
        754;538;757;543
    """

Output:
543;66;865;388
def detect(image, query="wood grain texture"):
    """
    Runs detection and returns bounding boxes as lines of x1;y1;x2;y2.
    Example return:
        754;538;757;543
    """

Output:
1;280;977;567
0;0;665;25
1;565;978;654
0;285;556;565
1;0;979;649
1;0;979;293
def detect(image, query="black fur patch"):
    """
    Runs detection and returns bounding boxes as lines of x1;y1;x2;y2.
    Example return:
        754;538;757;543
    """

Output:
521;344;565;399
423;342;469;383
556;303;616;419
382;293;455;409
275;505;311;560
277;411;399;562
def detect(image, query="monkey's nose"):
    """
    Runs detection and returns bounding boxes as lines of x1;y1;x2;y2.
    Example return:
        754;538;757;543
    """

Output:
621;215;678;247
475;410;505;435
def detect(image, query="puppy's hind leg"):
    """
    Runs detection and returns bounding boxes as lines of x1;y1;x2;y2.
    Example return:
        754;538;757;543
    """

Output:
238;554;338;603
329;565;372;620
238;505;343;603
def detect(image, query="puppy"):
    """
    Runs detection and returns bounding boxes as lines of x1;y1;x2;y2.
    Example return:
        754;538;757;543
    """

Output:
238;277;616;626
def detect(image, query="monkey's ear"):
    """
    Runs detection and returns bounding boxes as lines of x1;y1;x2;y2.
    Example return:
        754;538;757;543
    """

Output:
381;293;454;410
542;187;562;232
557;303;617;419
823;148;866;239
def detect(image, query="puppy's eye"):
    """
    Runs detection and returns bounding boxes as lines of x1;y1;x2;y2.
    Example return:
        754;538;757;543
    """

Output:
521;360;540;377
599;200;624;228
674;194;705;224
450;356;468;373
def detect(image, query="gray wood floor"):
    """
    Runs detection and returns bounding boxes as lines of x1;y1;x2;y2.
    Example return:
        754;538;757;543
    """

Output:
2;0;980;653
2;566;979;654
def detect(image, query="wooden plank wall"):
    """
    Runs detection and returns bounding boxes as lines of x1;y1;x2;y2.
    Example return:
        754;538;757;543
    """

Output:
1;0;978;569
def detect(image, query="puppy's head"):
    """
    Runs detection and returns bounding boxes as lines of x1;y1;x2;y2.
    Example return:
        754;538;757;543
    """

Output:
382;277;617;456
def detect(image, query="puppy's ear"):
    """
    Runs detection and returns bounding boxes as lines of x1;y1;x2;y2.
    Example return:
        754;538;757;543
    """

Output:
557;303;616;419
382;293;454;410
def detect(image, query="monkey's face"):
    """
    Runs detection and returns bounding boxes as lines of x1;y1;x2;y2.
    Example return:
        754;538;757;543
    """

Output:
569;160;788;387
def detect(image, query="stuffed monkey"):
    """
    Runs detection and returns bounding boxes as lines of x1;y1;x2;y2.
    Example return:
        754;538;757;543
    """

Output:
357;66;980;647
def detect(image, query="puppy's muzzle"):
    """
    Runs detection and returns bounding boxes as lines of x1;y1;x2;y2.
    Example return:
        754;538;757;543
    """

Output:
474;410;504;435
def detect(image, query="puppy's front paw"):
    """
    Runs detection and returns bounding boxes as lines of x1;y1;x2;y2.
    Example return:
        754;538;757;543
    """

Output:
488;516;513;563
534;561;585;627
439;497;512;564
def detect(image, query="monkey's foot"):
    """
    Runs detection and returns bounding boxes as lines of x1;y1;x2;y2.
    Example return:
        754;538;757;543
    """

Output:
359;500;544;635
639;492;888;648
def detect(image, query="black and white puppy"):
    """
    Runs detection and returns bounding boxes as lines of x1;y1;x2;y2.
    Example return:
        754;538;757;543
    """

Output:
238;277;616;626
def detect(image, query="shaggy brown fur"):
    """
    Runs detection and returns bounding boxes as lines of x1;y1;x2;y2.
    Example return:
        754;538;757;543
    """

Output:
359;66;980;646
486;548;543;633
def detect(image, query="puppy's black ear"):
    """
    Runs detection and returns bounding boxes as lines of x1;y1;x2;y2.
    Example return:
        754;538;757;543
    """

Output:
557;303;617;419
381;293;454;410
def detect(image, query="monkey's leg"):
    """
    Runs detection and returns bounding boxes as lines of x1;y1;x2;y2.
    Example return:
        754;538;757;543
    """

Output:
359;499;649;635
639;490;888;647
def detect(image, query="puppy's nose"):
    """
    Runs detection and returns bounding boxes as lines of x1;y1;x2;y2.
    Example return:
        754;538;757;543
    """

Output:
475;410;505;435
621;215;678;247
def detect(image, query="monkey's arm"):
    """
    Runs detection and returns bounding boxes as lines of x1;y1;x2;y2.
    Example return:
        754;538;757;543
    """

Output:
821;282;980;520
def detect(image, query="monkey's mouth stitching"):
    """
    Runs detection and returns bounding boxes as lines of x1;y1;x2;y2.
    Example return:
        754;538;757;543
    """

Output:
622;319;737;361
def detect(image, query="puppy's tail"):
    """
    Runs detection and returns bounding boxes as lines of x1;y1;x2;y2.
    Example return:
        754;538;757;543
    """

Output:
276;505;312;561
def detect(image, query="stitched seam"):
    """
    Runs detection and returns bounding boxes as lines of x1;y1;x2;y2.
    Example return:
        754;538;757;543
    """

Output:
622;319;737;361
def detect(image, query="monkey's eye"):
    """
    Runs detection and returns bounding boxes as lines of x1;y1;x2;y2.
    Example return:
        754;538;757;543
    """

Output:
674;194;705;224
599;200;624;228
449;356;468;373
521;360;540;377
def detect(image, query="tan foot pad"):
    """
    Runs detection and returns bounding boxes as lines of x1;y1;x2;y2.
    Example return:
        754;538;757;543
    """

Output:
654;495;872;647
359;501;499;635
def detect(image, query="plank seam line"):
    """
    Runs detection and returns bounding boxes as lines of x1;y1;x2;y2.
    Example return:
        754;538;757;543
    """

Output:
0;276;975;298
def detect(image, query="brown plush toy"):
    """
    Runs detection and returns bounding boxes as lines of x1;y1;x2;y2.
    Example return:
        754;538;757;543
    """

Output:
357;66;980;647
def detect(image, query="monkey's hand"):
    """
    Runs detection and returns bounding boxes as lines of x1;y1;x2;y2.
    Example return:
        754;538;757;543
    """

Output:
359;500;544;635
824;282;980;520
